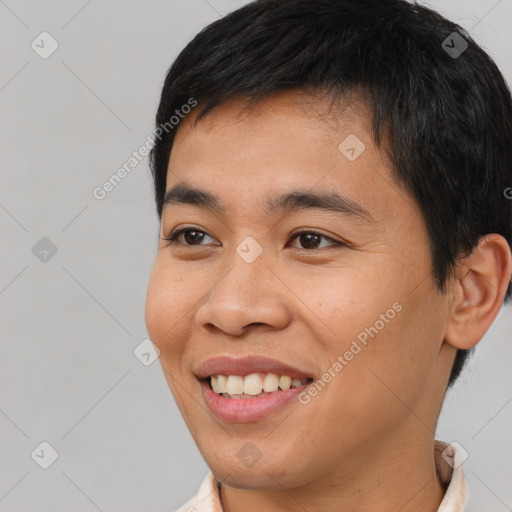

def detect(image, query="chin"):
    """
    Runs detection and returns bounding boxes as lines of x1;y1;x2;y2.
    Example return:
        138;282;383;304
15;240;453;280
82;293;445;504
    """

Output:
214;469;294;491
204;449;313;491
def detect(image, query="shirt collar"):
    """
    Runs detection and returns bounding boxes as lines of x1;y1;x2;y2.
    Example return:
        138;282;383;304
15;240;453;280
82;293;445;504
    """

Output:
175;439;468;512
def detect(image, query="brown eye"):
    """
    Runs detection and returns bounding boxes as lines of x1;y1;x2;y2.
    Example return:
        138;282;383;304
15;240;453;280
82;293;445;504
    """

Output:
164;228;219;246
288;231;345;250
163;227;346;250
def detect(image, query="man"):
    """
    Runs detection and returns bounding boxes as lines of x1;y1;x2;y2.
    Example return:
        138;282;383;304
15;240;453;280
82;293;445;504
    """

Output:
144;0;512;510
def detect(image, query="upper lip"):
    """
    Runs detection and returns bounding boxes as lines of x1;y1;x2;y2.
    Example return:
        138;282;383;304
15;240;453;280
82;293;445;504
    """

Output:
195;355;314;380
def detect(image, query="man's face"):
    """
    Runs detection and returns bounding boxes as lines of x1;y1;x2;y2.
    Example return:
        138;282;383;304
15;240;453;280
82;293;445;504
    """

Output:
145;90;455;489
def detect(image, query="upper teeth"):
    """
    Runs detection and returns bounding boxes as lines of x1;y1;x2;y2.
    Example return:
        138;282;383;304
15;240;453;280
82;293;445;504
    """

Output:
210;373;309;395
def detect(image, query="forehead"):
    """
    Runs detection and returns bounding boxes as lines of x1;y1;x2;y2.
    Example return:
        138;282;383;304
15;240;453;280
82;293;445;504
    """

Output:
168;89;384;183
177;89;374;143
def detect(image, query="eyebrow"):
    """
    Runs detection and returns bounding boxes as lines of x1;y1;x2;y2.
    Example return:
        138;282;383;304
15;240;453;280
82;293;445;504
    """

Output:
162;183;375;222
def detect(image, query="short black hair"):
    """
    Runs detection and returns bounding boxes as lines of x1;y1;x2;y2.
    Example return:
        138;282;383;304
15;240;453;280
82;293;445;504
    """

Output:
149;0;512;388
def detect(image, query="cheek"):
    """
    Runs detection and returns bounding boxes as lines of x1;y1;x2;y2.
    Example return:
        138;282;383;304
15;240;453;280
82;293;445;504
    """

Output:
144;260;190;353
315;263;441;391
310;265;401;345
350;288;445;404
312;296;444;450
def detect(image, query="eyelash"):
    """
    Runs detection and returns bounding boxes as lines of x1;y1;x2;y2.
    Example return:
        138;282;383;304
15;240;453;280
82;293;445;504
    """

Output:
162;226;347;250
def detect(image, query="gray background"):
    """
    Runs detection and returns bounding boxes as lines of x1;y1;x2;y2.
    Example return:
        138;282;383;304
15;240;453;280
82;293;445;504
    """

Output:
1;0;511;510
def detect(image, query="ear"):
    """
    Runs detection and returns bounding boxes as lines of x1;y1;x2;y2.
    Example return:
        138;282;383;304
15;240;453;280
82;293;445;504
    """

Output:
444;234;512;350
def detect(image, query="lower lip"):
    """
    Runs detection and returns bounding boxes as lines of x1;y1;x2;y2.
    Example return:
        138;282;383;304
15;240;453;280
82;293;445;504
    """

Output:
200;379;310;423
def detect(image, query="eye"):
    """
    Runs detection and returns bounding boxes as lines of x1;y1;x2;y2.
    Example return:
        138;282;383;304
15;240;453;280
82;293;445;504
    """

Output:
163;226;346;250
288;230;346;250
163;226;219;246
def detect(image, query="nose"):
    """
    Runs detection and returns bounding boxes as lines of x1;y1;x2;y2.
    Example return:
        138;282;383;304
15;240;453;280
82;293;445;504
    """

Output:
194;253;291;337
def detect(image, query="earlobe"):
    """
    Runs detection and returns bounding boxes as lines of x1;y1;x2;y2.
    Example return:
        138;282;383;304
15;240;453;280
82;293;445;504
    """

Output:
444;234;512;350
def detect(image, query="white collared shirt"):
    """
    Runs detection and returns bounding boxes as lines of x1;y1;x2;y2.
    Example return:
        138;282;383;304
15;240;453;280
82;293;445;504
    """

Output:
174;440;468;512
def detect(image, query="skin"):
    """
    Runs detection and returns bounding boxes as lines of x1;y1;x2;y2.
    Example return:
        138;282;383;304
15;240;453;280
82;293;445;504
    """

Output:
145;89;512;512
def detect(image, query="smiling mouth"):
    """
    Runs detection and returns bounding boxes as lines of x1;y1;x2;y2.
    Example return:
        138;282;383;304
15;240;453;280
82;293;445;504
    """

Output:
204;373;314;399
